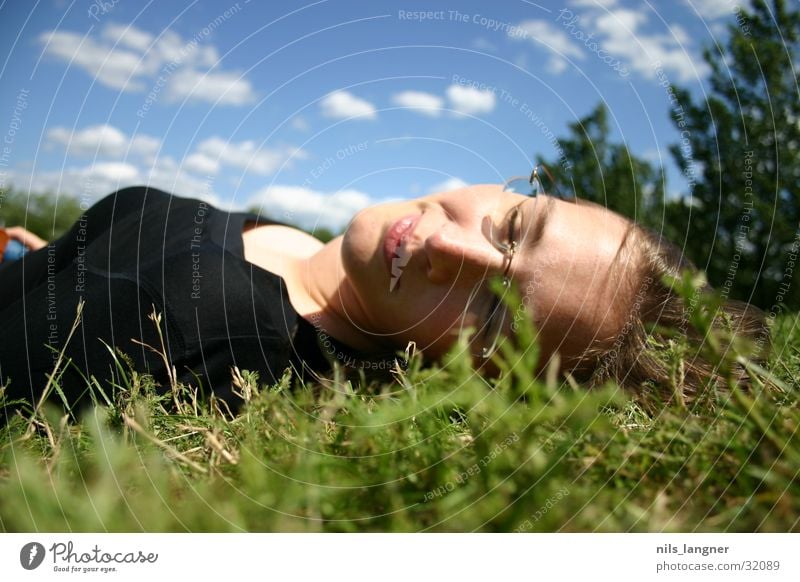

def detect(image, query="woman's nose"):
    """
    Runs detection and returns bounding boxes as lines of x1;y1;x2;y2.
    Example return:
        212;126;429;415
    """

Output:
424;227;504;286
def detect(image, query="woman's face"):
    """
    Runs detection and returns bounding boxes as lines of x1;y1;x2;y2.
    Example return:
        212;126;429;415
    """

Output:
340;184;633;366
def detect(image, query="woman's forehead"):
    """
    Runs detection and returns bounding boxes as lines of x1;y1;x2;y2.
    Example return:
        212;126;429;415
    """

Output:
517;200;630;360
515;196;631;300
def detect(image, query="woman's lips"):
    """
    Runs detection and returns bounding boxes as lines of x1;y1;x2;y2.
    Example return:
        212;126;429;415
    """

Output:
383;214;421;281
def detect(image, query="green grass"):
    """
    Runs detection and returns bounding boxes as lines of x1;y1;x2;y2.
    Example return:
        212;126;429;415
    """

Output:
1;292;798;532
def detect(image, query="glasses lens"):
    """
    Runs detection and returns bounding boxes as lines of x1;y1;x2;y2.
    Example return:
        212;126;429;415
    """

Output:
503;176;536;196
534;165;557;196
479;279;510;358
503;165;556;197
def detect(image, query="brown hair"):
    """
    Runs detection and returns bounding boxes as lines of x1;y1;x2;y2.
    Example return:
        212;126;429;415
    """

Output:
584;223;770;407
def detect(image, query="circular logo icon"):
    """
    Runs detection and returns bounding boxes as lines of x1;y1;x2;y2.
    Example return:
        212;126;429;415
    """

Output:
20;542;46;570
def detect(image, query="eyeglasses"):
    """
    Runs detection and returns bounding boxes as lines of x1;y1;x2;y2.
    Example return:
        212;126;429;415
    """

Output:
504;163;566;198
472;164;570;360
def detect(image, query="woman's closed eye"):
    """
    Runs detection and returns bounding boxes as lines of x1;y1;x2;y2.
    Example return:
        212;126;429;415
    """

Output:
491;204;521;255
489;205;519;290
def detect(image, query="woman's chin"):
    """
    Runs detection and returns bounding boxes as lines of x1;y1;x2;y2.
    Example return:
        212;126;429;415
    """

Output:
340;211;377;268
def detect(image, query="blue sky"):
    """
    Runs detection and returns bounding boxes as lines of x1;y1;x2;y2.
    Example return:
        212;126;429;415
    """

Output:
0;0;747;231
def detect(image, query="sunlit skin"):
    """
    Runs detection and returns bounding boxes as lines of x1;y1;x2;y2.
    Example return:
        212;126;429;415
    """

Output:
258;184;636;370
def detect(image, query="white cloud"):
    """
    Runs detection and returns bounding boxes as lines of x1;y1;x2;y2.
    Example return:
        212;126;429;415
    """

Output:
48;124;126;156
40;30;152;91
248;185;374;231
511;4;708;83
47;124;161;159
167;68;256;105
86;161;140;182
592;8;704;82
102;23;154;52
45;125;305;179
148;29;219;68
8;162;141;200
184;152;220;175
512;19;585;74
7;158;222;210
131;134;161;160
320;91;377;120
39;24;255;106
391;91;444;117
428;177;469;193
446;85;496;115
196;136;306;175
144;156;221;204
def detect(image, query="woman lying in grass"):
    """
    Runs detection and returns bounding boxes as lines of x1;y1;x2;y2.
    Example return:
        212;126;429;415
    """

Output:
0;165;769;419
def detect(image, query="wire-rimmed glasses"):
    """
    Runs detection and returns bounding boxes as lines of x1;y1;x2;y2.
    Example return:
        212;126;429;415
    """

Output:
472;164;570;360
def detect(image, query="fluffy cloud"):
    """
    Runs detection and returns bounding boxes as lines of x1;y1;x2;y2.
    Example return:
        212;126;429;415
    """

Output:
512;19;585;74
320;91;377;120
39;30;152;91
7;162;135;199
85;161;140;182
592;8;704;82
102;23;155;52
7;164;373;231
391;91;444;116
446;85;496;115
143;156;221;204
47;124;161;159
389;87;495;118
8;156;222;207
183;152;220;175
45;125;304;178
248;185;375;231
511;4;708;83
196;137;306;175
167;68;256;106
39;23;255;105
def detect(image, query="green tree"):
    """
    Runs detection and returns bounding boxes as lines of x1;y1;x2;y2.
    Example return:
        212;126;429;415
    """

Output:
544;103;664;223
668;0;800;310
0;188;83;241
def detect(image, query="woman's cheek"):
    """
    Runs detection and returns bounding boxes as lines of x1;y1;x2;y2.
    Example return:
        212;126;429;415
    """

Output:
426;298;478;345
341;209;380;272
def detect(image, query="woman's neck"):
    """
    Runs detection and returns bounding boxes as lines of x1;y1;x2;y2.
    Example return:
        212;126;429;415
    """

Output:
242;224;383;352
294;236;386;352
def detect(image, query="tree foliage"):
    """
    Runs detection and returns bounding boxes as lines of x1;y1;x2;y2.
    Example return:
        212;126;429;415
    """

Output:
0;188;83;242
668;0;800;310
543;103;664;223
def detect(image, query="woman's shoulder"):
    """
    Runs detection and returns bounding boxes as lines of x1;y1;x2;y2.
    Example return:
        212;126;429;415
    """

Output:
242;222;325;260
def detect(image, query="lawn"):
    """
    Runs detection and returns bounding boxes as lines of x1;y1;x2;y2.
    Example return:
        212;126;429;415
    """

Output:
1;290;798;532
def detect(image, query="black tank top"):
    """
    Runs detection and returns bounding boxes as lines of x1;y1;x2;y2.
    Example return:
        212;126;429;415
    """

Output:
0;186;331;415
